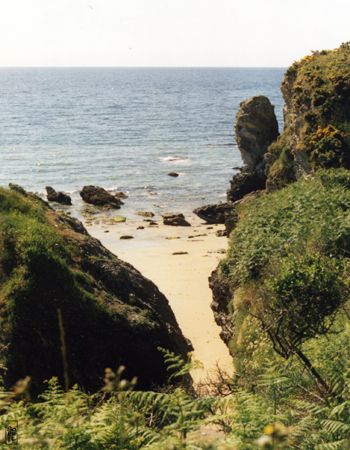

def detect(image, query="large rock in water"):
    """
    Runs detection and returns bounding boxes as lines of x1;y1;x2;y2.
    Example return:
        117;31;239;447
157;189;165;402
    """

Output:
46;186;72;205
0;187;191;394
227;96;278;202
80;185;123;208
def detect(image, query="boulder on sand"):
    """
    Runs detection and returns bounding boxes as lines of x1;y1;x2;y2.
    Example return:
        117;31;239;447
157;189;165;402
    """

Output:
162;213;191;227
45;186;72;205
193;202;234;224
80;185;123;208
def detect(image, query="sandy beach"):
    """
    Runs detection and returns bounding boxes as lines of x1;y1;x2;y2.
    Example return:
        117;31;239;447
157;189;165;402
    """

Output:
85;213;233;385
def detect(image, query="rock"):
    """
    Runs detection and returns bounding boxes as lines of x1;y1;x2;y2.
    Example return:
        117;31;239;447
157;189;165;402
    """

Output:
165;236;181;240
115;191;128;199
120;235;134;240
227;168;266;203
188;234;207;238
0;187;191;394
80;186;123;208
209;268;234;345
193;202;234;224
109;215;126;224
264;44;350;189
235;96;279;171
227;96;278;203
162;213;191;227
137;211;155;218
224;207;239;235
216;230;227;237
168;172;179;177
137;226;145;230
45;186;72;206
172;251;188;255
9;183;27;196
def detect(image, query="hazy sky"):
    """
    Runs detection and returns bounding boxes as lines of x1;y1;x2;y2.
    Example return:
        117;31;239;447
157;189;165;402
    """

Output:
0;0;349;67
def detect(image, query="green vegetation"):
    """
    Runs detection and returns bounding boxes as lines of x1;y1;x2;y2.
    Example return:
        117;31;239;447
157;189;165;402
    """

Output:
265;43;350;188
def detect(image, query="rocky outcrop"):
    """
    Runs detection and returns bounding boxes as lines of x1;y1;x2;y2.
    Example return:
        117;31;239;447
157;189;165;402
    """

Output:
80;185;123;208
235;96;279;170
193;202;234;224
211;44;350;358
209;268;234;345
265;44;350;189
227;96;279;202
46;186;72;205
162;213;191;227
0;187;191;394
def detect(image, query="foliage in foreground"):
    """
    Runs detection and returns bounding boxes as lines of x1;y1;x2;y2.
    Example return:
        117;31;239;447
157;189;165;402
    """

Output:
2;346;350;449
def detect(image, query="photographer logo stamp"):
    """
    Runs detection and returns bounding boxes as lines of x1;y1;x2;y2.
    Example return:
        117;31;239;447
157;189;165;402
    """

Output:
4;421;18;445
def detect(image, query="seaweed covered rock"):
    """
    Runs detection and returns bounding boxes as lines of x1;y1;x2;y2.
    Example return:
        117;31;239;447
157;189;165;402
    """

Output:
265;43;350;189
0;187;191;394
228;96;278;202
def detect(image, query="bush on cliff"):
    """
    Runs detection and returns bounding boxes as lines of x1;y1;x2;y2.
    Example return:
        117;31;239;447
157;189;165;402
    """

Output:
265;43;350;188
219;170;350;389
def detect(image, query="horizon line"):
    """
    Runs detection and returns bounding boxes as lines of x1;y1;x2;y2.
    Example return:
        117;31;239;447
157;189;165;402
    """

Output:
0;65;287;69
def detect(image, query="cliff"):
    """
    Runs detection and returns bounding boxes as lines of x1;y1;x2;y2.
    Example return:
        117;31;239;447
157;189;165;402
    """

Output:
0;186;191;394
265;42;350;189
211;44;350;385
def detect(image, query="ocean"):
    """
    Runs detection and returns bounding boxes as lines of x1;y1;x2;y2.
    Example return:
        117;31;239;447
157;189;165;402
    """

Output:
0;68;284;216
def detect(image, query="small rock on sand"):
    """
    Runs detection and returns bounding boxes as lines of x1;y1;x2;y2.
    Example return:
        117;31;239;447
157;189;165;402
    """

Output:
168;172;179;177
172;251;189;255
137;211;155;218
120;235;134;240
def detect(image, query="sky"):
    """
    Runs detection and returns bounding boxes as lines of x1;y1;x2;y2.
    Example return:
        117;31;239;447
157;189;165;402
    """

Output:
0;0;349;67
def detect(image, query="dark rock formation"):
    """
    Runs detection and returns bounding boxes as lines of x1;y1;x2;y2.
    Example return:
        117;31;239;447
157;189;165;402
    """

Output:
168;172;179;177
9;183;27;196
0;187;191;394
46;186;72;205
227;96;278;202
115;191;128;199
235;96;279;171
80;186;123;208
193;202;234;224
227;168;266;203
162;213;191;227
209;268;234;345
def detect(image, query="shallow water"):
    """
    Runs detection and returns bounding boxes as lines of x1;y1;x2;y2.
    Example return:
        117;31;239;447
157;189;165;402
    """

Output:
0;67;284;214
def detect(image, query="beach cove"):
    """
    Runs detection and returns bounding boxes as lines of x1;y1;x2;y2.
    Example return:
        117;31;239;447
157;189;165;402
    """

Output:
85;214;234;386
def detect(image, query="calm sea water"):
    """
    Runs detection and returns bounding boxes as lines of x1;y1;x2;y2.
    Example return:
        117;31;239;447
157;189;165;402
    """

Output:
0;68;284;215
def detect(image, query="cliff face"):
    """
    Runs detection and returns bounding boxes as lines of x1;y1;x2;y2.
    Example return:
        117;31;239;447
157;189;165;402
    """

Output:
265;43;350;189
211;43;350;363
0;187;191;394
